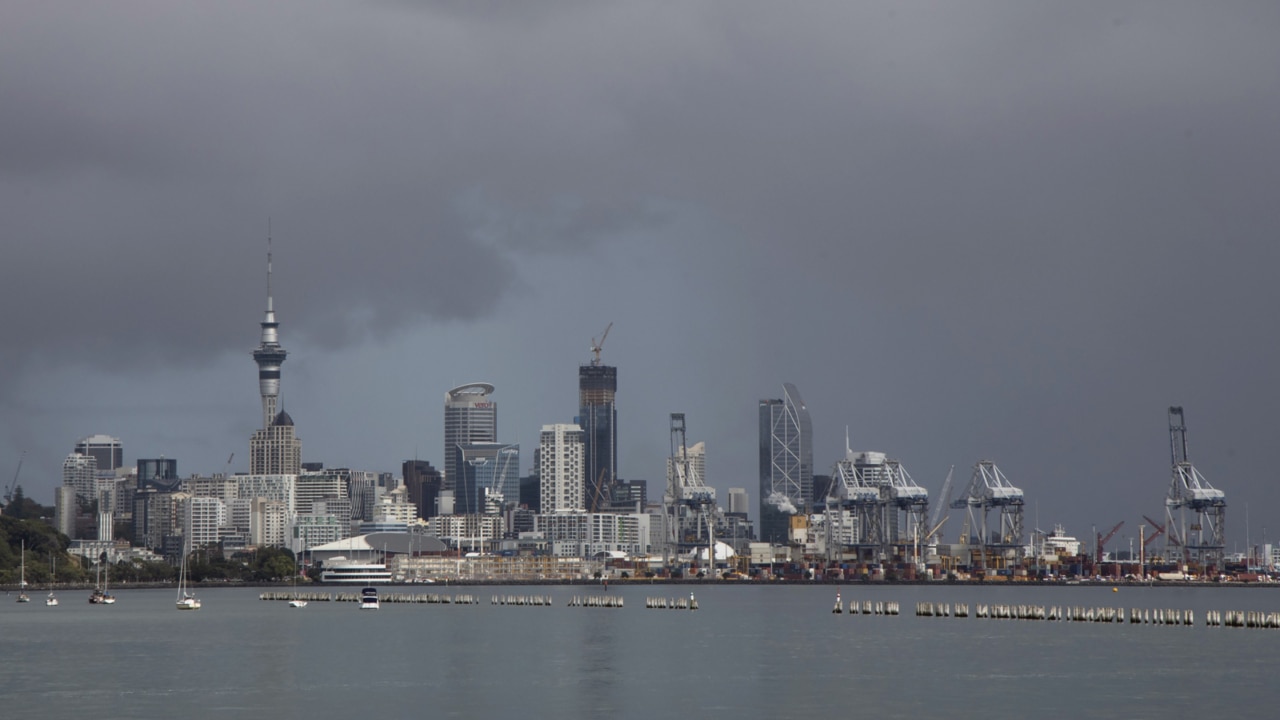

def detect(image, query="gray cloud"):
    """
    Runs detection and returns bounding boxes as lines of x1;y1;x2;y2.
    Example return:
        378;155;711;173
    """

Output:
3;2;1279;546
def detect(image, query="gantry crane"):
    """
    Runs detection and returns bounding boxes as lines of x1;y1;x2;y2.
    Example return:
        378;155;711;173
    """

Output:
1165;406;1226;571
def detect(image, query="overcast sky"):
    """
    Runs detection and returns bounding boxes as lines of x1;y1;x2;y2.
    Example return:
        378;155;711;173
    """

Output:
3;1;1279;553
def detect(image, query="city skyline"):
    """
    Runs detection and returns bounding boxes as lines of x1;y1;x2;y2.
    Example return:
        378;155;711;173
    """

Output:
4;3;1280;551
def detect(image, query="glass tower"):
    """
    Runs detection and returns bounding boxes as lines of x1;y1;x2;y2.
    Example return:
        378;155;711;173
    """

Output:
758;383;813;544
578;364;617;512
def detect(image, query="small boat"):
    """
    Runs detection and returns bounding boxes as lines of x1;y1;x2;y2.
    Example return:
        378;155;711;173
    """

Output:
288;542;307;608
89;557;116;605
359;586;379;610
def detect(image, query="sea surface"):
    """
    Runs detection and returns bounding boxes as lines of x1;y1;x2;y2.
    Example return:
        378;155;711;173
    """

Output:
2;582;1277;720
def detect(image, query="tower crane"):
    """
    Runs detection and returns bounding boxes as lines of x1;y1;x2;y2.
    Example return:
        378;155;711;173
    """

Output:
589;322;613;366
3;450;24;509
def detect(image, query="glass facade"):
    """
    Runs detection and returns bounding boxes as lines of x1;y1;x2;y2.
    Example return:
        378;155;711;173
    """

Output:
758;383;813;544
453;443;520;515
578;365;617;511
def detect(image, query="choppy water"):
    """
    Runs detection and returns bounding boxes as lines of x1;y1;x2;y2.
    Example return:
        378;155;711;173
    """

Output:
2;583;1277;719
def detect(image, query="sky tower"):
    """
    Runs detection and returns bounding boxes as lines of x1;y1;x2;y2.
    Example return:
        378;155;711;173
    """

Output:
252;239;288;431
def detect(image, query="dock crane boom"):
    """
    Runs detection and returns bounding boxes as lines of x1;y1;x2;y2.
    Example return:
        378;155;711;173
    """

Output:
1096;521;1124;564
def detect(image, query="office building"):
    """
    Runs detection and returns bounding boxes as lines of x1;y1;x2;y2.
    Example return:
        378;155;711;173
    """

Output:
137;458;179;492
250;412;302;475
403;459;443;521
444;383;497;490
727;487;750;516
759;383;813;544
453;443;520;515
63;452;97;502
75;434;122;473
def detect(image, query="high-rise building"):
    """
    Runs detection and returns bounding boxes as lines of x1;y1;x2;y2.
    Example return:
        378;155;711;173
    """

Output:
444;383;497;490
453;443;520;515
63;452;97;502
54;486;76;537
75;435;122;473
727;487;750;516
578;364;617;512
540;423;585;513
250;411;302;475
758;383;813;544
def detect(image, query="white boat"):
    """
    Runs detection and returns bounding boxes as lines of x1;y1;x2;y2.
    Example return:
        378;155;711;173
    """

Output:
320;556;393;584
89;556;116;605
176;538;201;611
16;540;30;603
45;556;58;606
359;586;379;610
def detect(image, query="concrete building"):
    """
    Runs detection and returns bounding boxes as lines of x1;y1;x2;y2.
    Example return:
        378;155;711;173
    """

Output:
759;383;813;544
54;485;76;537
250;412;302;475
296;471;346;516
62;452;97;503
250;497;289;547
727;487;750;516
184;496;226;549
534;511;651;557
236;474;297;514
540;424;585;513
444;383;497;490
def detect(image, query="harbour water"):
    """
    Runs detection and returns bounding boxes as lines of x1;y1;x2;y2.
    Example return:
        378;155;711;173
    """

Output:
3;583;1277;719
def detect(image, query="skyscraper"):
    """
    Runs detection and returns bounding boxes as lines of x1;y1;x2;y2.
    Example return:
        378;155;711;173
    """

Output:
758;382;813;544
444;383;497;490
578;364;616;512
539;423;584;513
249;241;301;474
63;452;97;502
74;434;122;473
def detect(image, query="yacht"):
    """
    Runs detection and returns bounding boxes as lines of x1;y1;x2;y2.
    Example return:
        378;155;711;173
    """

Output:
359;586;380;610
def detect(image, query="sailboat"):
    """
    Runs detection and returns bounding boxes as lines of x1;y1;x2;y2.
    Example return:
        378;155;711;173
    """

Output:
89;555;116;605
289;541;307;608
45;556;58;606
175;537;201;611
16;540;30;603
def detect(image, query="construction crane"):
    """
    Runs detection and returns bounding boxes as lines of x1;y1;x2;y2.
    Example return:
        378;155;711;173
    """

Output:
589;322;613;366
3;451;24;509
1096;521;1124;564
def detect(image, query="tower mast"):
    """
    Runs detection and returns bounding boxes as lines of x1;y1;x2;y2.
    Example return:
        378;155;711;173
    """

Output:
252;226;288;430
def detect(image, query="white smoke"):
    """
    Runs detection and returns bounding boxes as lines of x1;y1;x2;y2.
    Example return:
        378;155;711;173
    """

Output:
766;491;798;515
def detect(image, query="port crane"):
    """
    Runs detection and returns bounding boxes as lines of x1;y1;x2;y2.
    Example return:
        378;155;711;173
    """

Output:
665;413;716;575
1096;521;1124;564
951;460;1025;572
1165;406;1226;570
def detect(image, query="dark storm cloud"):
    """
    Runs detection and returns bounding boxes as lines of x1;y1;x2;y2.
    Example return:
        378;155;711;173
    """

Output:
3;1;1280;536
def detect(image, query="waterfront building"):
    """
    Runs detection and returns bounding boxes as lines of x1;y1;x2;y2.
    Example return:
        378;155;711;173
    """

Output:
137;458;179;492
534;511;651;557
444;383;497;491
539;424;585;513
758;383;814;544
63;452;97;502
578;364;617;512
453;443;520;515
75;434;123;473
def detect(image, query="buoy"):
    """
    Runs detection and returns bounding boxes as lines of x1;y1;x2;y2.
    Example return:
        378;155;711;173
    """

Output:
1112;587;1118;592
